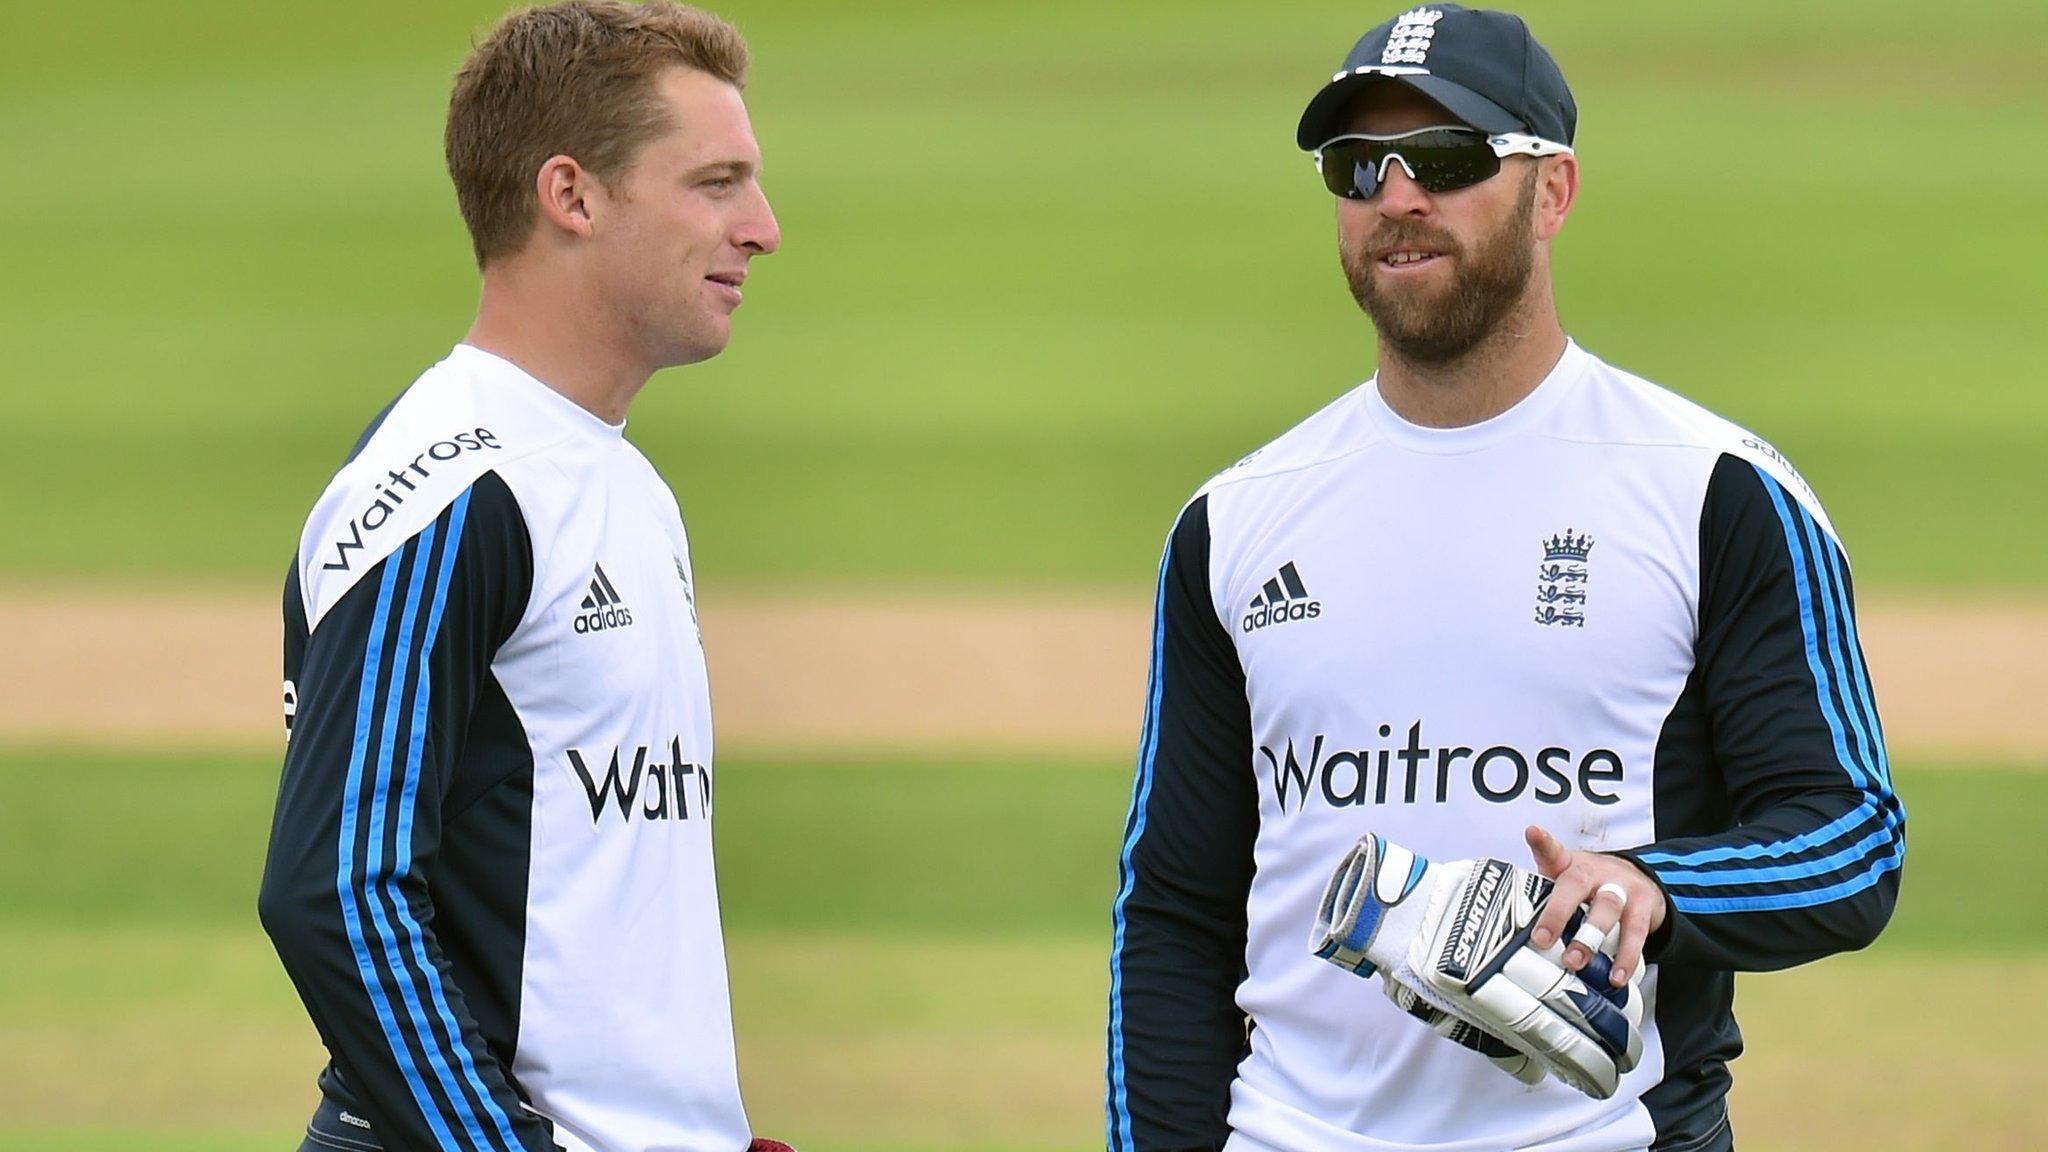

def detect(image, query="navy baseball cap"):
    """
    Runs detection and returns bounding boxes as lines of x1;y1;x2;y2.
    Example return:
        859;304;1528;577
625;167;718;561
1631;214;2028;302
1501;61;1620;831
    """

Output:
1296;5;1576;151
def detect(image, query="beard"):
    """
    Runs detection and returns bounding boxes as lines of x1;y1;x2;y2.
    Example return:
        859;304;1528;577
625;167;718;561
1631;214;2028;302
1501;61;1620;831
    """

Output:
1341;167;1539;366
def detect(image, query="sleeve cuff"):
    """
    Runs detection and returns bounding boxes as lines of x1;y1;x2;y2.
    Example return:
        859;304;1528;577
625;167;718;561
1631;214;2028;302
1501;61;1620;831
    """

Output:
1609;849;1680;962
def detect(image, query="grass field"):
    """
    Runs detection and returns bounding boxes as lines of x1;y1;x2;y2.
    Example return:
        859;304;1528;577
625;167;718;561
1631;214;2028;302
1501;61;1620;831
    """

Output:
3;0;2046;588
2;750;2041;1150
4;3;2043;1150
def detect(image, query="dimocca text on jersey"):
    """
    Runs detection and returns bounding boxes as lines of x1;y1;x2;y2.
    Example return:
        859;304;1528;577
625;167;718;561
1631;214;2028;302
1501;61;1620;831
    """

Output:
1261;724;1624;812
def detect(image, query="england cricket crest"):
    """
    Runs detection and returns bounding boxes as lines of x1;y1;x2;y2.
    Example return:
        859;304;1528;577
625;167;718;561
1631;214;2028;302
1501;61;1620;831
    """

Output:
1380;8;1444;66
1533;529;1592;627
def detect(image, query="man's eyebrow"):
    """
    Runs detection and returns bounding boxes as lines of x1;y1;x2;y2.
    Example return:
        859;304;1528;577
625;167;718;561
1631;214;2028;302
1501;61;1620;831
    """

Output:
687;159;757;179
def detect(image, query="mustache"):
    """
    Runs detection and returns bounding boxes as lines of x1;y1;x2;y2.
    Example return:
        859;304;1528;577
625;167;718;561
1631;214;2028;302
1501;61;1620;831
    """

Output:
1352;224;1462;260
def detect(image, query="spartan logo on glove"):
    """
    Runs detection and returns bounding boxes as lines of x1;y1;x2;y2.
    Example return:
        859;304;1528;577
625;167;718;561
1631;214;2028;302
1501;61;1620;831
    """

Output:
1443;859;1510;978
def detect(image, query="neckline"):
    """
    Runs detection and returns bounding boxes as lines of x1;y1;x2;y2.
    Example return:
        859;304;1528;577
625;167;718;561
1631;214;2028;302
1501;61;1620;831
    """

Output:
446;343;628;441
1362;339;1587;455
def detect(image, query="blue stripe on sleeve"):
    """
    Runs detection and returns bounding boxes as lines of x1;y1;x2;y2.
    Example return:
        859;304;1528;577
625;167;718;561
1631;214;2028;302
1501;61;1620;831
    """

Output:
1814;520;1894;790
366;517;500;1150
1653;822;1893;887
385;492;525;1151
1638;801;1876;868
1760;472;1871;792
1649;465;1901;914
1791;499;1885;796
1105;535;1173;1152
338;539;467;1148
1667;846;1901;914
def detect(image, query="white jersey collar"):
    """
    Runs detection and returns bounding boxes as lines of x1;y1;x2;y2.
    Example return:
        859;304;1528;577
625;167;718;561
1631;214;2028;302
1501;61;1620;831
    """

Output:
1362;338;1588;455
447;343;629;442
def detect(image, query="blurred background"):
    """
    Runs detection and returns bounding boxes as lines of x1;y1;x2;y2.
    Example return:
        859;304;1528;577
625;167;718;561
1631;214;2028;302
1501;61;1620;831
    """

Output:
2;0;2044;1149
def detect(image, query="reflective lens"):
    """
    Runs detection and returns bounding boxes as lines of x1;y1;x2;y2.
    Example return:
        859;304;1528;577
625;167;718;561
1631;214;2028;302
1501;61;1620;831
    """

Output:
1315;127;1505;200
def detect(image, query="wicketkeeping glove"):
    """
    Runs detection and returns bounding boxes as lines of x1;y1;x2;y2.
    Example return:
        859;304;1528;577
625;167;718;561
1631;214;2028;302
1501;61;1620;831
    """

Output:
1310;833;1644;1099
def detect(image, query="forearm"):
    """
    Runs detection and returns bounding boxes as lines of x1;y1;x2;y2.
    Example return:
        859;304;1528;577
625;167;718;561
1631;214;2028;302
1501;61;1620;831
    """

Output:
1619;791;1904;971
1109;888;1247;1152
260;857;552;1152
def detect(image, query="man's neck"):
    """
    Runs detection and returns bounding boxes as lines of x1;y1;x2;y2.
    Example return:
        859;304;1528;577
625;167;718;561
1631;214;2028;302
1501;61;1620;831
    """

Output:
464;265;650;426
1373;296;1569;430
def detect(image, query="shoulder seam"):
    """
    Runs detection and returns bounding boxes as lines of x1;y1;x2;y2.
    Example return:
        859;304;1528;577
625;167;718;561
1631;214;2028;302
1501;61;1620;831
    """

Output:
1202;438;1383;497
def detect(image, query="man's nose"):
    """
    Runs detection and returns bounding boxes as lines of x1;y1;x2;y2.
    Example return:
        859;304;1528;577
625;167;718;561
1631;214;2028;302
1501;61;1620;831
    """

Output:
1375;157;1433;216
738;183;781;255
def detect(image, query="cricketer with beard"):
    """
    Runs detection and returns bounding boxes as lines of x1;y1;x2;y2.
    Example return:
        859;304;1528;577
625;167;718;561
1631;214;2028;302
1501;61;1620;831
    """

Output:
1103;7;1903;1152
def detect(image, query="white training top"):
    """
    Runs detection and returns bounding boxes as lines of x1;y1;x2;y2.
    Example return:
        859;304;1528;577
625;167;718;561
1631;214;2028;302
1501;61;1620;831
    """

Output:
264;345;748;1152
1108;339;1902;1152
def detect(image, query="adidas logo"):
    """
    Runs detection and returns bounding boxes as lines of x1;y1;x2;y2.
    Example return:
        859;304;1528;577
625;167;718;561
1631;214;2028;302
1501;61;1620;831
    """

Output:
574;563;635;634
1242;561;1322;633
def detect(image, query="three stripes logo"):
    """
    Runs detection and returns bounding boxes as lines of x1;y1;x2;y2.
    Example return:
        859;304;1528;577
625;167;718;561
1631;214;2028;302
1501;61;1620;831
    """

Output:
574;563;635;634
1242;561;1322;633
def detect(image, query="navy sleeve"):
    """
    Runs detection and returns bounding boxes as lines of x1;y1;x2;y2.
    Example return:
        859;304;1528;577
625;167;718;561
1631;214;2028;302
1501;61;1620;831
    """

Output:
1620;454;1905;971
1107;495;1259;1152
259;472;555;1152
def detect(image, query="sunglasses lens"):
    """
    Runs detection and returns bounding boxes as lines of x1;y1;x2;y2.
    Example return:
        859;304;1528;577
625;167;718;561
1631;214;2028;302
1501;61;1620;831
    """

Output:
1408;140;1502;193
1316;130;1502;199
1320;142;1382;200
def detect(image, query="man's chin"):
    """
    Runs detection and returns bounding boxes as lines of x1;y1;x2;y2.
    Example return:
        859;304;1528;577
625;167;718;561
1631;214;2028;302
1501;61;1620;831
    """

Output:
1356;297;1445;342
1350;269;1449;317
652;324;733;371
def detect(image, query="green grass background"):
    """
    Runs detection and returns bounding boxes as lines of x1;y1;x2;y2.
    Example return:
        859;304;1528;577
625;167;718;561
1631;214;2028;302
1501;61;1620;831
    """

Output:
3;2;2043;1150
2;751;2041;1150
2;0;2044;589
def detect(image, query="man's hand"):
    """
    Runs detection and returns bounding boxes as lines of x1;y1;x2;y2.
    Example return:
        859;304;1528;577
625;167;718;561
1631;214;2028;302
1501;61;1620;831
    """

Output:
1524;826;1667;988
1312;833;1645;1099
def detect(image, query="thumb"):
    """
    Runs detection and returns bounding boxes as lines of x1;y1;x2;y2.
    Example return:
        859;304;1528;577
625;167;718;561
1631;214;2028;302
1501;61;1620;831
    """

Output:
1525;825;1571;878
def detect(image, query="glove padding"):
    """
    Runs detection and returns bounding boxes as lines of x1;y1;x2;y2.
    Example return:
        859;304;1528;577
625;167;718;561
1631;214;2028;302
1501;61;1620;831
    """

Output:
748;1141;798;1152
1381;971;1544;1085
1310;833;1644;1099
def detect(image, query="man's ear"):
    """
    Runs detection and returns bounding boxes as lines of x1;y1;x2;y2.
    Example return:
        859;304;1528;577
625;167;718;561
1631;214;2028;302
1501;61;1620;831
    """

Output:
1534;153;1578;241
534;154;598;240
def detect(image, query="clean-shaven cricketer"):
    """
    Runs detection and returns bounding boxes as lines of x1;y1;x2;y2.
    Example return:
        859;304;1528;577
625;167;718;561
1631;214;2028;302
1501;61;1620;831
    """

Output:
257;4;796;1150
1105;6;1904;1151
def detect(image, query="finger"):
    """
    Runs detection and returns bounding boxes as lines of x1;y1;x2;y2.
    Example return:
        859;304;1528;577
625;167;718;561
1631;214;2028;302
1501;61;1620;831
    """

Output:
1570;912;1609;957
1556;873;1638;963
1525;825;1571;878
1583;882;1628;939
1530;861;1590;952
1611;899;1653;987
1566;882;1627;971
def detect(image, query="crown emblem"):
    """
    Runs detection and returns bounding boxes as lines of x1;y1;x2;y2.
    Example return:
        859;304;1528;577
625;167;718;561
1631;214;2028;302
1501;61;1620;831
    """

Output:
1542;530;1594;563
1382;8;1445;65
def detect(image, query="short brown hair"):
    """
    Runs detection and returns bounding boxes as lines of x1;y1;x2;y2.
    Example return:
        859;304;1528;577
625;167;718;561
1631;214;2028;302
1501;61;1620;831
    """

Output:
445;0;748;267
